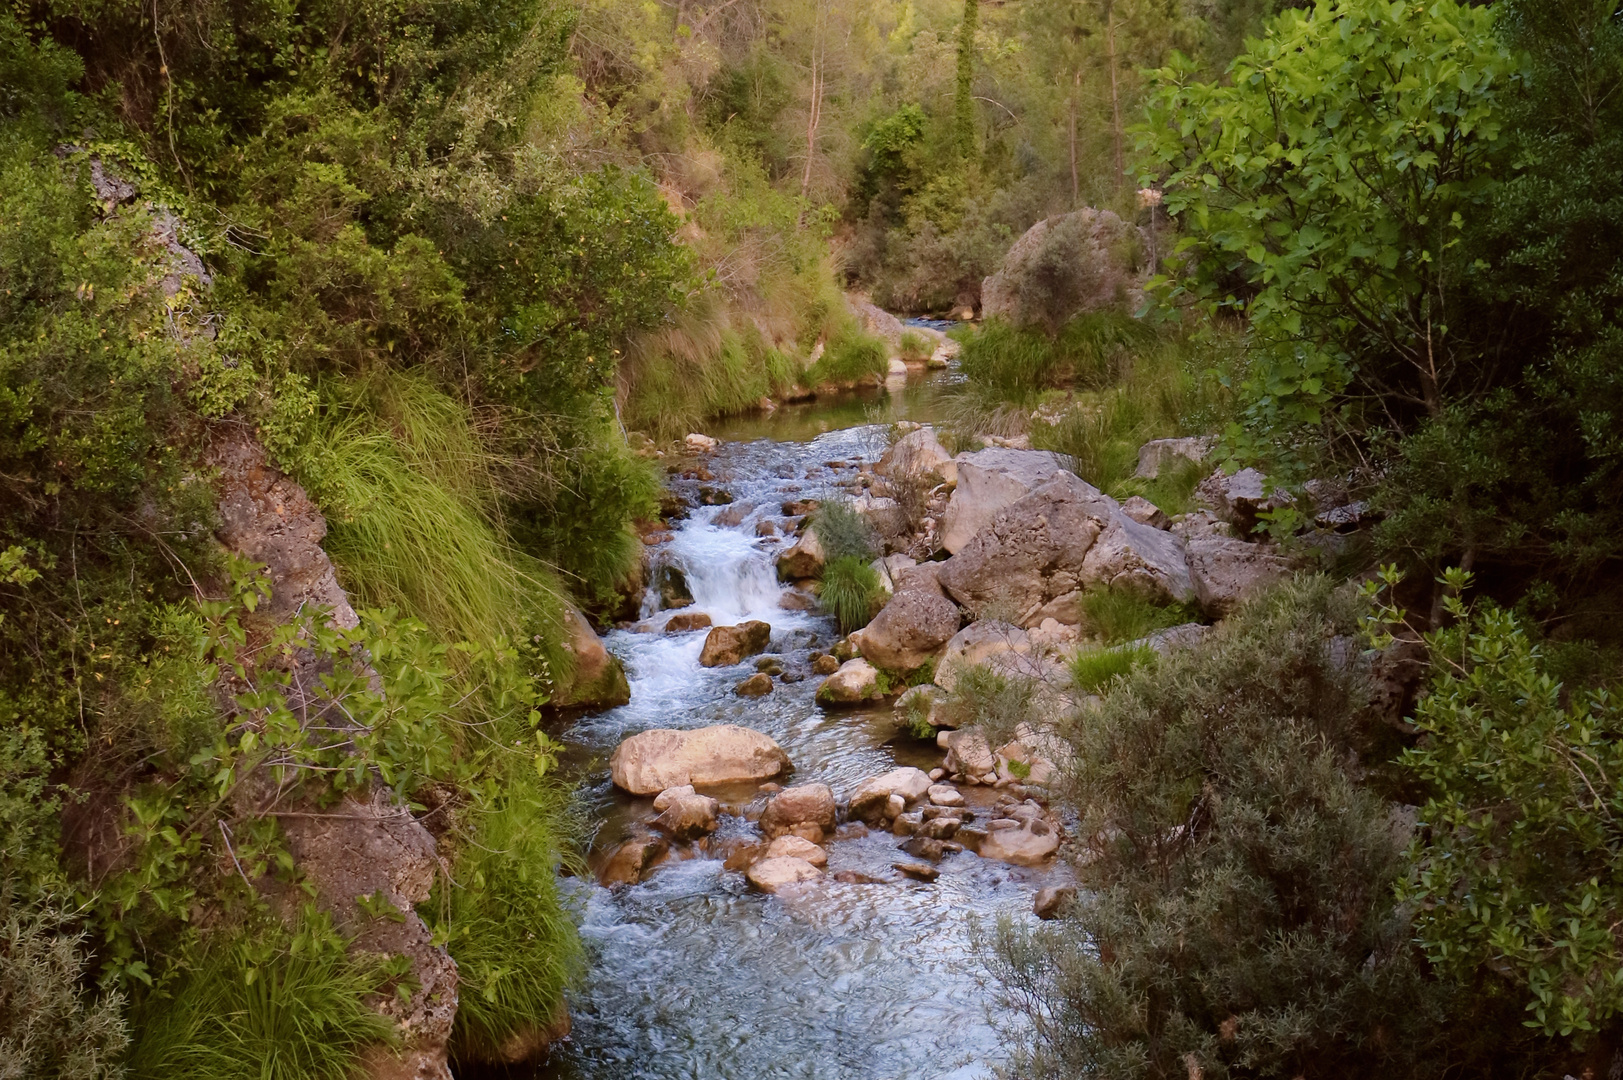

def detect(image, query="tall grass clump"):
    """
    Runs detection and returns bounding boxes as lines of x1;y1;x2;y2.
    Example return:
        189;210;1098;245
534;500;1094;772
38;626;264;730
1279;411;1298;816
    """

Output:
303;372;570;661
806;321;888;385
1067;642;1156;695
957;311;1151;406
126;909;394;1080
438;772;583;1065
1079;586;1197;644
811;500;879;562
986;578;1536;1079
898;329;931;363
818;555;883;634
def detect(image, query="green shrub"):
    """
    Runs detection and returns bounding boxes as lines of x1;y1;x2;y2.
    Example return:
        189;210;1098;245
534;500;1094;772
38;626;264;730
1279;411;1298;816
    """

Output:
817;556;883;635
1067;643;1156;695
811;501;879;563
956;312;1149;406
436;772;582;1064
986;577;1540;1079
938;659;1040;748
1079;586;1196;644
126;908;395;1080
898;329;931;362
806;323;887;385
1371;566;1623;1041
0;895;129;1080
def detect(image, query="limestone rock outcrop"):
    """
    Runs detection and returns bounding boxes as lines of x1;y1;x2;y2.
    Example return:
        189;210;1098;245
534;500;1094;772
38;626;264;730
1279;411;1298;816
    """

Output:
939;448;1070;554
609;725;790;795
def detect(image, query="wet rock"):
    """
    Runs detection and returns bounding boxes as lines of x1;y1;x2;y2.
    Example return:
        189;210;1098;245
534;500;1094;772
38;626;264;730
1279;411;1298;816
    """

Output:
778;589;818;612
811;653;840;675
758;783;837;841
1186;536;1298;618
699;621;772;667
1135;436;1216;480
552;608;632;709
892;811;923;836
1120;495;1170;529
937;473;1195;622
698;486;734;506
599;831;670;886
847;767;933;823
754;656;785;675
658;565;695;610
899;836;956;861
939;448;1070;554
916;817;960;841
893;861;940;883
734;672;774;697
833;870;889;884
853;585;962;674
927;784;965;807
746;856;823;893
652;787;721;841
1034;885;1077;920
814;658;884;706
979;819;1061;866
781;499;819;517
713;501;755;527
664;612;712;633
762;835;828;868
878;426;957;487
956;826;988;853
685;433;718;452
756;520;779;537
775;528;826;580
610;725;789;795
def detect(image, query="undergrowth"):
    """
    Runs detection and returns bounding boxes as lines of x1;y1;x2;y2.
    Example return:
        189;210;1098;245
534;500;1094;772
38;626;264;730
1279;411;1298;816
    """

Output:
0;895;129;1079
805;321;887;386
1068;643;1157;695
1080;587;1199;644
125;908;394;1080
956;311;1152;406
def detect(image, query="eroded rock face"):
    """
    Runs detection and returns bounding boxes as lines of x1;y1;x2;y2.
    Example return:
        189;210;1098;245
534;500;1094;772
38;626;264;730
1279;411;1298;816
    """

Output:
610;725;790;795
939;448;1071;554
700;621;772;667
759;783;838;841
879;427;957;487
937;473;1193;623
853;583;962;674
1186;536;1298;618
814;658;884;706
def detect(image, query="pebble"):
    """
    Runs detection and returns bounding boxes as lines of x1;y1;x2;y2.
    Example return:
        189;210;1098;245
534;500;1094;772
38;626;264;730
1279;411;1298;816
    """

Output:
927;784;965;807
928;768;945;781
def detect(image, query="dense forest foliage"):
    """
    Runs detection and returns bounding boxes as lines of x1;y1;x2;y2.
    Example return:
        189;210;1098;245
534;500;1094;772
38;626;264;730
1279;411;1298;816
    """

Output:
4;0;1623;1075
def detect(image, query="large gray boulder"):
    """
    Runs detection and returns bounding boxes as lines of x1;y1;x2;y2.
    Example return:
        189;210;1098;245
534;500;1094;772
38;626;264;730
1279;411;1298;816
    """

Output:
878;427;957;487
610;725;790;795
1135;436;1216;480
1186;536;1298;618
933;620;1032;692
939;448;1071;554
936;473;1193;624
981;208;1147;331
1196;467;1294;534
853;576;962;674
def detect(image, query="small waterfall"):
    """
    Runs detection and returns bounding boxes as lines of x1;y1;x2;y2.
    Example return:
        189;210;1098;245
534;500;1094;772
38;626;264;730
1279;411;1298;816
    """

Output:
671;523;784;624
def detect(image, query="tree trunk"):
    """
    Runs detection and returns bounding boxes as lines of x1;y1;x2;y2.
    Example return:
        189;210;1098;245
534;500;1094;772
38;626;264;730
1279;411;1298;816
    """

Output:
800;45;823;204
955;0;978;157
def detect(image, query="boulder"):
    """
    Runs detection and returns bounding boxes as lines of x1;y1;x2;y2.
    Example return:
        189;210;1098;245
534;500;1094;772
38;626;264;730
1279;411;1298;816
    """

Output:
847;767;933;823
939;729;996;776
979;819;1061;866
811;653;841;676
734;672;774;697
1135;436;1216;480
699;621;772;667
599;831;669;886
1034;885;1077;920
758;783;838;841
846;292;907;346
981;208;1147;330
994;738;1058;787
893;861;940;882
652;788;721;841
1186;536;1298;618
814;658;884;707
657;564;694;610
852;493;908;539
1196;467;1293;533
763;835;828;868
933;621;1033;692
853;585;962;674
746;856;823;893
939;448;1071;554
878;427;957;487
552;607;632;709
775;528;826;580
685;433;718;452
1120;495;1169;530
609;725;789;795
894;683;952;730
664;612;712;633
936;474;1193;623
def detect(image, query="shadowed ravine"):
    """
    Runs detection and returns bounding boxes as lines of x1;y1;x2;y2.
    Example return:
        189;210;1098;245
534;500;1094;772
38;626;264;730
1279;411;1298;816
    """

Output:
533;388;1063;1079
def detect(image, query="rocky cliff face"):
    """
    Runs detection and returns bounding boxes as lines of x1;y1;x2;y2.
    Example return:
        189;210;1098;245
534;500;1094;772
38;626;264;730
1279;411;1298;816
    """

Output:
208;427;460;1080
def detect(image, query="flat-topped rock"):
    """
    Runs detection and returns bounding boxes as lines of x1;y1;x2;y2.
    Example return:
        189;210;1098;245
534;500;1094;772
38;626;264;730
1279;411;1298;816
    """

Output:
759;783;837;841
746;856;823;893
939;448;1071;554
610;725;789;795
762;835;828;868
848;767;933;823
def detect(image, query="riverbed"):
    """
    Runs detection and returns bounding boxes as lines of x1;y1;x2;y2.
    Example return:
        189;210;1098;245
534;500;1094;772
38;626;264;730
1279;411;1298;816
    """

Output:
531;368;1060;1080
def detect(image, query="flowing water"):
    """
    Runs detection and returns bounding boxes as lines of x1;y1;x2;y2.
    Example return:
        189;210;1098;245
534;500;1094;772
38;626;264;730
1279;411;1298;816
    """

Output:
532;373;1060;1080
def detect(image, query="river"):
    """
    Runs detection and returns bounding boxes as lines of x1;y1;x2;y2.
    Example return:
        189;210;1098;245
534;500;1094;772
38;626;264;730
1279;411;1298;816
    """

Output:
529;365;1061;1080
